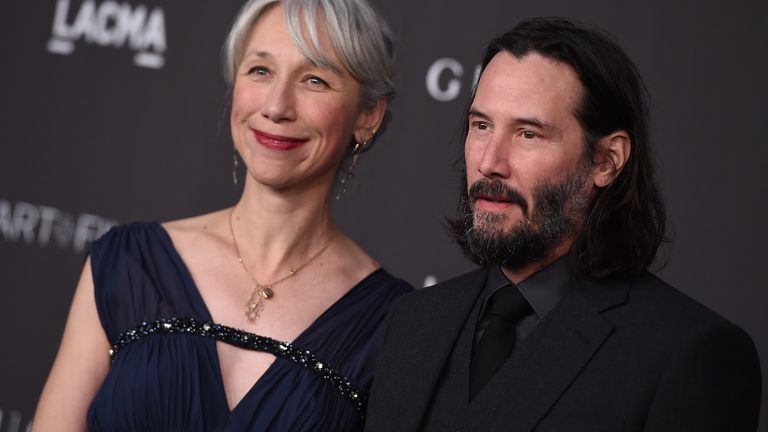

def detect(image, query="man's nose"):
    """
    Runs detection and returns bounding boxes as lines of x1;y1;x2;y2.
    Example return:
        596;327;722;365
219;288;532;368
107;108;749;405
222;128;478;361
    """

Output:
260;80;297;123
477;136;511;179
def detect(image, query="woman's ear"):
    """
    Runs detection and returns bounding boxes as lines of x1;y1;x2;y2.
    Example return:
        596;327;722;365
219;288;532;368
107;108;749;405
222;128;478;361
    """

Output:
353;98;387;143
592;131;631;187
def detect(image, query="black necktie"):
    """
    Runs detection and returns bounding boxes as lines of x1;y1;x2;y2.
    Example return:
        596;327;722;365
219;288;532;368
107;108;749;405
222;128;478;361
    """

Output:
470;284;532;399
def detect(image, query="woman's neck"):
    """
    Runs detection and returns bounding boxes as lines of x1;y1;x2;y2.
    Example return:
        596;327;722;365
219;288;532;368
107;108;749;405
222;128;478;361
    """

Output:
229;177;337;279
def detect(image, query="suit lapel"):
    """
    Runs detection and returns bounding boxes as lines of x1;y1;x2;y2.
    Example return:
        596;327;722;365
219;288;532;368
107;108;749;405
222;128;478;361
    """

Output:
465;276;629;432
381;268;487;432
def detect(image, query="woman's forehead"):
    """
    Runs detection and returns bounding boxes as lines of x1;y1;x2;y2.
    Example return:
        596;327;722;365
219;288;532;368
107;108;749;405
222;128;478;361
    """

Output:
245;3;344;74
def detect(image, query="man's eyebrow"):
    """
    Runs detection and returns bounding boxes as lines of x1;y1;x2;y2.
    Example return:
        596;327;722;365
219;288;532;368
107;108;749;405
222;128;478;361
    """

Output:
468;111;553;131
468;109;490;120
515;117;552;130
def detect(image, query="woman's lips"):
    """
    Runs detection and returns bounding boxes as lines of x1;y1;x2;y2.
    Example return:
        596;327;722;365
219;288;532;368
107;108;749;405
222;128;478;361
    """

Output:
252;129;309;151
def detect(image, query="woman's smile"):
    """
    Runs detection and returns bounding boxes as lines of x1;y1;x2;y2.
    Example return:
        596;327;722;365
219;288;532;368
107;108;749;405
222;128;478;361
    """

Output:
251;128;309;151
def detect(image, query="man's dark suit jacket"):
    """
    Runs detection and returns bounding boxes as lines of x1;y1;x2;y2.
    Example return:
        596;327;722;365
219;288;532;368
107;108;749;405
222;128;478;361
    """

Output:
365;267;761;431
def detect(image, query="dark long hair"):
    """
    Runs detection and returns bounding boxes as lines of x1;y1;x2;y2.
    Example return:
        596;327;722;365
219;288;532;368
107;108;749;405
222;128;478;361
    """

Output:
452;17;667;279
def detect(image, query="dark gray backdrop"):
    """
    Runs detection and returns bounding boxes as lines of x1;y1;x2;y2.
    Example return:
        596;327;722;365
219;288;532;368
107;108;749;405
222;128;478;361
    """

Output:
1;1;765;430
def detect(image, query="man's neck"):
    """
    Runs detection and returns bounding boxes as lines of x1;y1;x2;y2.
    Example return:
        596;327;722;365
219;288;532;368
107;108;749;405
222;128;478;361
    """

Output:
500;243;571;284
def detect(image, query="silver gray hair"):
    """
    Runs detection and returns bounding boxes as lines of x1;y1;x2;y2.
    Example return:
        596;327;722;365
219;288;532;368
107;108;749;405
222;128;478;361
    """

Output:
224;0;395;108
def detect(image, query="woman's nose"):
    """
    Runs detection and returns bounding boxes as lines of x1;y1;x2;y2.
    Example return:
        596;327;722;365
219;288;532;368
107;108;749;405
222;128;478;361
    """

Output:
260;80;297;123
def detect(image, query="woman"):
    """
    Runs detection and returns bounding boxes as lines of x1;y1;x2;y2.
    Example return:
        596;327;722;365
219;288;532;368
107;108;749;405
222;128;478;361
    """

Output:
32;0;411;430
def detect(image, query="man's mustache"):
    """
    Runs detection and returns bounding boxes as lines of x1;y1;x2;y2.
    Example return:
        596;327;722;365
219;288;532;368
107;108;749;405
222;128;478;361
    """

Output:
469;179;529;216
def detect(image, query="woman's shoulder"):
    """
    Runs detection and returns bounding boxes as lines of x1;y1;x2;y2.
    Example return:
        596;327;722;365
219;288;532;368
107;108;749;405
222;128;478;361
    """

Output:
91;221;163;255
161;208;230;238
159;209;232;261
330;233;413;293
369;268;414;297
90;208;231;266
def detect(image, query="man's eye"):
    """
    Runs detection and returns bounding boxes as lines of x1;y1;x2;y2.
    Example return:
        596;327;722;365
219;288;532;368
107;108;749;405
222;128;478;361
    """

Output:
522;130;536;139
472;121;490;130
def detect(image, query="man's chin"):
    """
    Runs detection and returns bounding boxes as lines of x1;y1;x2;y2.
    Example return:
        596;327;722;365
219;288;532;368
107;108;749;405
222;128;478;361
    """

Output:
472;211;522;234
471;225;526;246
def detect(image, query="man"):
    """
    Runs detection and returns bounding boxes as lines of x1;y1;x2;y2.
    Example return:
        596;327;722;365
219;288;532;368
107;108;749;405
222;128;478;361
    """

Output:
365;18;761;431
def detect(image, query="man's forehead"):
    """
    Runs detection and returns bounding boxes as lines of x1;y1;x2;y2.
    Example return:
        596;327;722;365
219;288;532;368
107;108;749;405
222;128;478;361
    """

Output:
483;51;579;84
473;51;582;121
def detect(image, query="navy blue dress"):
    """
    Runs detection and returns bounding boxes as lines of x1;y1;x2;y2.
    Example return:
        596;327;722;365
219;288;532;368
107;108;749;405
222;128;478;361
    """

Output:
86;223;412;431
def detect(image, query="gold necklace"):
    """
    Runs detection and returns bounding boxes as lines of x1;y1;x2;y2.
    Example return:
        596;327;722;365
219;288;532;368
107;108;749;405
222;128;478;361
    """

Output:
228;209;334;323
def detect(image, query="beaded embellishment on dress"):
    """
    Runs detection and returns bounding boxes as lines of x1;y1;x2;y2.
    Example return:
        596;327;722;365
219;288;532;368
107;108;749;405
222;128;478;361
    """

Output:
109;317;368;417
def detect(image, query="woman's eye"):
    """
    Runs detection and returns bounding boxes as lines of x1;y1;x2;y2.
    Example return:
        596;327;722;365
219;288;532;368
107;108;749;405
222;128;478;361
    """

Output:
247;66;270;77
306;76;328;87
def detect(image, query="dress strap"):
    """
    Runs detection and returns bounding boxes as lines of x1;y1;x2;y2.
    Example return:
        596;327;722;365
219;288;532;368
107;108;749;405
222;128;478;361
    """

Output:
109;317;368;418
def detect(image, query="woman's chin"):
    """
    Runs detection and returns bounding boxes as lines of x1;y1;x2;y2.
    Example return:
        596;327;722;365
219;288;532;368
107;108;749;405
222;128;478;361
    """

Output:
246;170;330;195
241;157;339;195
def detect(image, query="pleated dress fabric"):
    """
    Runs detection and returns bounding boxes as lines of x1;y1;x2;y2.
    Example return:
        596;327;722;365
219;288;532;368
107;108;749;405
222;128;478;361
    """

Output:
86;223;412;431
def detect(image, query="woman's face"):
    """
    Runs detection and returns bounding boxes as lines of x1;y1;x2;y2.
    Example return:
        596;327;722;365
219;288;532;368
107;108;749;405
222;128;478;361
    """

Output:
231;4;382;192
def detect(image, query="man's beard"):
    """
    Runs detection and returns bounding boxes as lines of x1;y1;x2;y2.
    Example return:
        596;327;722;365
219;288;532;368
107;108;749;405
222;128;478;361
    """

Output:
457;165;590;270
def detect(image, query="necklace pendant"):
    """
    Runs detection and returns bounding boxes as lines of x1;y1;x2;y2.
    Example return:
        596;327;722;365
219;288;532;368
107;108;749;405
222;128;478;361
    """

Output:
259;286;274;299
229;208;334;325
245;295;265;323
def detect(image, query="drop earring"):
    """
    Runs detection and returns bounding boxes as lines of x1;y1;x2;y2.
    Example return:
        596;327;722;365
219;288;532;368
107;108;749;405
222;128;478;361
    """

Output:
336;129;376;200
232;150;239;186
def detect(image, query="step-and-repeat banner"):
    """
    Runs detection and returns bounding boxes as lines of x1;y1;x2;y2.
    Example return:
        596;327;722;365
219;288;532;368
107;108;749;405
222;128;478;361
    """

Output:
1;1;766;429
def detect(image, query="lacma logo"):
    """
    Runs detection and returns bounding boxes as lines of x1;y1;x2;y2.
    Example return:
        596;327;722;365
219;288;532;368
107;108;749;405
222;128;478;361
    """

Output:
47;0;167;69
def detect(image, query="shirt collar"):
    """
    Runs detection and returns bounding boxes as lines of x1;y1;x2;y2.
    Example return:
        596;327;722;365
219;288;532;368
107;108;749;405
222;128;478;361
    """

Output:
482;256;572;319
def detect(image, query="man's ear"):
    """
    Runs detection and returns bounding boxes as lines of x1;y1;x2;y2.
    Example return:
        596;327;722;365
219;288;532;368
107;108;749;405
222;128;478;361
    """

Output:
592;131;631;188
353;98;387;144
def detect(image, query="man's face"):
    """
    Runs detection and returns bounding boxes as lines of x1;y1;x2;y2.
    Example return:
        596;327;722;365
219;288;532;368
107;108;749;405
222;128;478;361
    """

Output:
463;51;598;269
